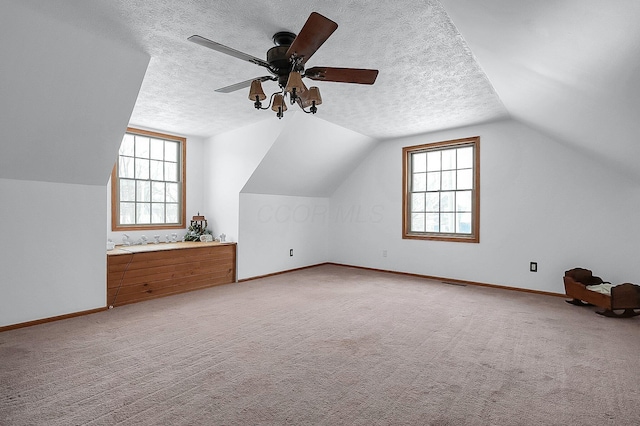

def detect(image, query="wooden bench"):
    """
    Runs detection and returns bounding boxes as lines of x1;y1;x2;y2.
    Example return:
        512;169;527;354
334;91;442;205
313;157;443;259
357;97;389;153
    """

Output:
107;241;236;307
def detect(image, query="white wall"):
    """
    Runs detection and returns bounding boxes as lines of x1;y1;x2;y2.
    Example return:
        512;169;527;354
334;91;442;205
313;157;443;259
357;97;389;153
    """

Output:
0;179;106;327
238;193;330;280
243;113;379;197
0;2;148;327
329;118;640;294
203;118;284;242
204;113;378;280
106;131;206;244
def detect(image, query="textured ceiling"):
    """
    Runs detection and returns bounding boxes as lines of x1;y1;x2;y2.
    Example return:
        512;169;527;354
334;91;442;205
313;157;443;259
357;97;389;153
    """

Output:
441;0;640;180
16;0;508;140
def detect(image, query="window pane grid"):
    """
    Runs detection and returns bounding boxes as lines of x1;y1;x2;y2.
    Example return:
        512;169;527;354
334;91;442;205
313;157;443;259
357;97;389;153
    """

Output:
409;189;471;234
405;139;477;240
115;130;183;228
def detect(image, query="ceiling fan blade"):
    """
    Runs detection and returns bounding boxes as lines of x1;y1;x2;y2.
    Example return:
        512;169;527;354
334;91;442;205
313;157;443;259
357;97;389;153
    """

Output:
305;67;379;85
188;35;271;69
215;76;274;93
286;12;338;65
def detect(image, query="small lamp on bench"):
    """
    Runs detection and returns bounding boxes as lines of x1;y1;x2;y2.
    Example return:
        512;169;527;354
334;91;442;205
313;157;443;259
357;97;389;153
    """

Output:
184;212;212;242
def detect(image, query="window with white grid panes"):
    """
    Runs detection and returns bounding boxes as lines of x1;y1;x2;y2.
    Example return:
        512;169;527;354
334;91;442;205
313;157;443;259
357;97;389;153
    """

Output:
403;137;479;242
111;128;186;231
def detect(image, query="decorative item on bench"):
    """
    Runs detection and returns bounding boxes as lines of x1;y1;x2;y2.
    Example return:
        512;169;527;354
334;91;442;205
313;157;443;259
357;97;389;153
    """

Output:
184;212;213;242
564;268;640;318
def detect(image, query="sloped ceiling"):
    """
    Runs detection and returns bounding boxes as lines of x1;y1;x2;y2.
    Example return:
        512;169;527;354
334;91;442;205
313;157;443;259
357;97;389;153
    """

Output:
0;2;149;185
242;112;378;197
441;0;640;179
8;0;507;141
4;1;640;183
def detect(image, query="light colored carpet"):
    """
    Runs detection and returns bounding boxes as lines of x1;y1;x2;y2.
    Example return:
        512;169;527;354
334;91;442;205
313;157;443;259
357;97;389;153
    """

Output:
1;264;639;425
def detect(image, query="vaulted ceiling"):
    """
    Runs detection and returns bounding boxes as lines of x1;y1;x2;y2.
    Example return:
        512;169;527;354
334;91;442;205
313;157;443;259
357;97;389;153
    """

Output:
443;0;640;179
6;0;640;180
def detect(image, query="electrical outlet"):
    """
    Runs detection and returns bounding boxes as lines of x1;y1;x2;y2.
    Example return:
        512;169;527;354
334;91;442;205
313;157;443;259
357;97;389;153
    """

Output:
382;250;387;257
290;249;293;257
530;262;537;272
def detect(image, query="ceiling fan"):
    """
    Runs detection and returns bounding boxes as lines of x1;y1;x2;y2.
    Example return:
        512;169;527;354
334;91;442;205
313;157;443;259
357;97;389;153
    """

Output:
188;12;379;118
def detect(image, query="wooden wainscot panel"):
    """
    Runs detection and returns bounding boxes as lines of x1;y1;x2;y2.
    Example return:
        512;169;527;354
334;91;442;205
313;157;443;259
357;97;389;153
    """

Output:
107;241;236;307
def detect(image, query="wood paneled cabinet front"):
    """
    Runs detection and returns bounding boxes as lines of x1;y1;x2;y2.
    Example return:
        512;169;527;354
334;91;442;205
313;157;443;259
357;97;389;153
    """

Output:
107;242;236;307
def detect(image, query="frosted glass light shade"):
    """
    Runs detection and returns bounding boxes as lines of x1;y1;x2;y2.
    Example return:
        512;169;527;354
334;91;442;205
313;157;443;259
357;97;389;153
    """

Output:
248;80;267;101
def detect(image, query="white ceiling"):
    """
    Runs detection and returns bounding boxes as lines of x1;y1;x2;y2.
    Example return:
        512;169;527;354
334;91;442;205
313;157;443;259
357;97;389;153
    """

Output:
11;0;640;179
442;0;640;179
15;0;507;140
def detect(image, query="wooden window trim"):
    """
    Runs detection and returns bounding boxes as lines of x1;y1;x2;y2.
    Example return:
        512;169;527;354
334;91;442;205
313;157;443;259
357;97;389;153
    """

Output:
402;136;480;243
111;127;187;231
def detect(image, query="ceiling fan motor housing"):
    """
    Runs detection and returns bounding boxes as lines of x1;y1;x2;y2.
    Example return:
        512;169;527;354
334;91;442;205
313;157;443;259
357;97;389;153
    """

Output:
267;45;294;87
268;32;298;87
272;31;296;46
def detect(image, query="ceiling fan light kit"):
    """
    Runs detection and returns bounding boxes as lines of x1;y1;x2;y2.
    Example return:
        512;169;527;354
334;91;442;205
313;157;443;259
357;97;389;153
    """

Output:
248;79;267;109
189;12;378;119
284;71;306;101
301;86;322;114
271;93;287;119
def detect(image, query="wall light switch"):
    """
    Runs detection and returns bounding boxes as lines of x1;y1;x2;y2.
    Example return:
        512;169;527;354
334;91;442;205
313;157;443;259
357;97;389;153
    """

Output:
530;262;537;272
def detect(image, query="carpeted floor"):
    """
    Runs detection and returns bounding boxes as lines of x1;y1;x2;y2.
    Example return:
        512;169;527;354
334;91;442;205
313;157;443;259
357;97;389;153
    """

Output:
1;264;639;425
